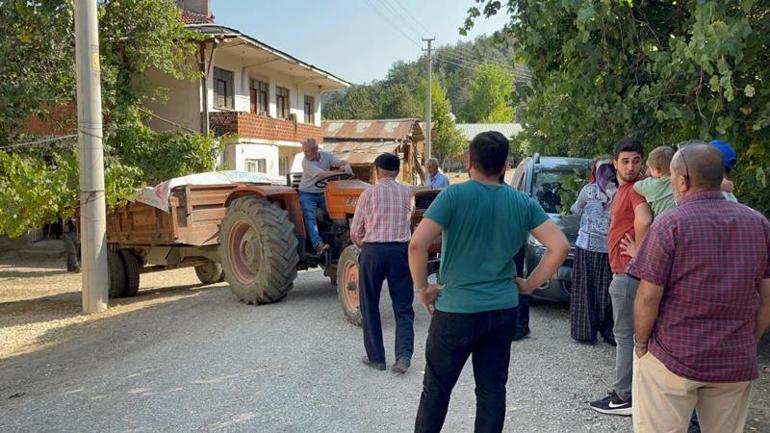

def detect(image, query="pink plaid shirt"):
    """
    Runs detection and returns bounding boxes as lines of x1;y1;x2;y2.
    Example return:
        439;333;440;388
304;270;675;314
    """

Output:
351;178;413;244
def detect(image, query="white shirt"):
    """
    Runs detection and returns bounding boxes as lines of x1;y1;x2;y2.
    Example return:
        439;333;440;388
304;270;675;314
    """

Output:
299;151;342;193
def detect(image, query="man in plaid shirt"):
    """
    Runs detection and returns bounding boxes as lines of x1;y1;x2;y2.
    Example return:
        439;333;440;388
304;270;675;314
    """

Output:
351;153;415;374
628;142;770;433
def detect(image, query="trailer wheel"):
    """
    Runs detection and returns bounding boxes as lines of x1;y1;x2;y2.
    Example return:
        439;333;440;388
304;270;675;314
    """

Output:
219;196;299;304
337;245;362;326
195;259;224;285
119;250;141;297
107;250;127;299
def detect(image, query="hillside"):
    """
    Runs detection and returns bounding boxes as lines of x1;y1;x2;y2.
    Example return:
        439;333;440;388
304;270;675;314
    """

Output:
321;33;528;122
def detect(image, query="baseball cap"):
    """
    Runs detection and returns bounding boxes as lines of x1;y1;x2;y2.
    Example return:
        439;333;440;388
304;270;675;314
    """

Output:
710;139;737;173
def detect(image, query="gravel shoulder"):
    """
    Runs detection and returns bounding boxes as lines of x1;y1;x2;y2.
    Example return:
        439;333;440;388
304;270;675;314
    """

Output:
0;252;767;432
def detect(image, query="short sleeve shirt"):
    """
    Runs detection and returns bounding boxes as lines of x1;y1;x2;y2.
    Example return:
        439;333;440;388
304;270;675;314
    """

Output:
424;180;549;313
608;182;647;273
633;177;676;217
571;184;611;253
299;151;342;193
425;172;450;189
627;192;770;382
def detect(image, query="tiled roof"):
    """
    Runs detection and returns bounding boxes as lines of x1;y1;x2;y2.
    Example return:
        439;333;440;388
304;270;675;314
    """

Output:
181;9;213;24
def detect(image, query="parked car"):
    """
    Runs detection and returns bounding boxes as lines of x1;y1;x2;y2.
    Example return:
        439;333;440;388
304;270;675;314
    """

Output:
510;154;591;302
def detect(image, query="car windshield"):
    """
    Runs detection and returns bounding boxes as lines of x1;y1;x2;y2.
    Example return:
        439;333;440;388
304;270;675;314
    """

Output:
533;170;579;214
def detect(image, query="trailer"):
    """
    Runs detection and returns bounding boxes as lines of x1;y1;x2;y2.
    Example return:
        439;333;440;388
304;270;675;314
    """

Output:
99;170;441;325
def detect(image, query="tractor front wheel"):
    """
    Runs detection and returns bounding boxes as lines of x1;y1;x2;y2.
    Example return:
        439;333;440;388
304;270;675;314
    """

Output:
337;245;362;326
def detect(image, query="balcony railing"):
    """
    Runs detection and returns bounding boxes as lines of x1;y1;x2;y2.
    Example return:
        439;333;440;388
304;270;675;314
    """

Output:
209;111;322;144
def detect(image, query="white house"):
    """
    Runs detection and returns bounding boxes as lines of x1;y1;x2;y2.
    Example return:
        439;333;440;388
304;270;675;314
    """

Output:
147;1;350;181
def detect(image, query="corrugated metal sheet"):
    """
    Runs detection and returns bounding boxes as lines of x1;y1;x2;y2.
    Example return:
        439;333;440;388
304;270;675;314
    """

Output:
324;141;401;165
322;119;420;140
455;123;523;141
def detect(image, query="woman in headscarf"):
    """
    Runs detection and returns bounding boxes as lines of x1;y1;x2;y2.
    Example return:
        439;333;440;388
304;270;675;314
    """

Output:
569;157;617;344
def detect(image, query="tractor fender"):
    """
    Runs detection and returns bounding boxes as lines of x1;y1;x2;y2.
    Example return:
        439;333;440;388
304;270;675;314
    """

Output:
224;185;306;238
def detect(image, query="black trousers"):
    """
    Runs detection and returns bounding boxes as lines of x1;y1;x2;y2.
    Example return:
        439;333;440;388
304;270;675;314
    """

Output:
414;308;517;433
513;246;529;339
359;242;414;364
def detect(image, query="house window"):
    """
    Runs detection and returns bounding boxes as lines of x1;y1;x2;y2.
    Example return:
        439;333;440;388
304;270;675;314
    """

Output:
276;86;290;119
250;79;269;115
245;158;267;174
213;67;234;109
304;95;315;124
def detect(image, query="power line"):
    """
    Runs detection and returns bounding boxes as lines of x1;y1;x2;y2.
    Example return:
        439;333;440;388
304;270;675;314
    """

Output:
436;51;532;80
444;45;517;68
364;0;422;50
440;47;532;78
379;0;431;36
373;0;424;39
435;52;532;82
0;134;78;150
438;50;508;71
436;51;517;75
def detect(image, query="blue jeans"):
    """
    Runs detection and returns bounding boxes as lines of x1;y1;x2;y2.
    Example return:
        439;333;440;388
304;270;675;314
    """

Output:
299;191;326;249
415;308;517;433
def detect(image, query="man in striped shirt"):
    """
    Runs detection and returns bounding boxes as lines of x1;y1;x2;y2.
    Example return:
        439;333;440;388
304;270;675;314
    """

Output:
351;153;415;374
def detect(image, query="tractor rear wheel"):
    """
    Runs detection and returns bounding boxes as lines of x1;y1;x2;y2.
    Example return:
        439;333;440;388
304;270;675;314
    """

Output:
195;259;224;285
219;196;299;304
337;245;362;326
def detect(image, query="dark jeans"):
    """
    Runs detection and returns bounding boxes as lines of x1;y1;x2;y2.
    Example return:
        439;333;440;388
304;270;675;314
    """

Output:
512;246;529;339
414;308;517;433
513;294;530;339
359;243;414;364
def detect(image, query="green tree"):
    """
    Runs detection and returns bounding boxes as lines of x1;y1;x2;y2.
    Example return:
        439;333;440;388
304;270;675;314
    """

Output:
379;83;421;119
322;86;377;120
0;0;218;237
460;62;516;123
464;0;770;215
320;33;524;122
418;78;466;161
0;0;76;144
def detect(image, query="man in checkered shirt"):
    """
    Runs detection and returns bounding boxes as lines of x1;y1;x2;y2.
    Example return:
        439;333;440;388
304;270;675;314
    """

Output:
628;141;770;433
351;153;415;374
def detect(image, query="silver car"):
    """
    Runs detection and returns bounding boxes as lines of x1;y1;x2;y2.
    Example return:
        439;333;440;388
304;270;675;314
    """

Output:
510;154;591;303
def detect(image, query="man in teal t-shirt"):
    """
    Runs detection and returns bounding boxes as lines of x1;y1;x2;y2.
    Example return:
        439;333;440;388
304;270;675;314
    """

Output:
409;131;570;433
426;179;548;313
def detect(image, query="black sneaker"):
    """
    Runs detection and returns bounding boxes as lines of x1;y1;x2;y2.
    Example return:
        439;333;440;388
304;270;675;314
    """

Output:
391;358;410;374
589;391;632;416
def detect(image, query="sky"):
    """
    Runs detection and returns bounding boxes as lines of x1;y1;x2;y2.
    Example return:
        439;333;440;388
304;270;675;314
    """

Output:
212;0;511;85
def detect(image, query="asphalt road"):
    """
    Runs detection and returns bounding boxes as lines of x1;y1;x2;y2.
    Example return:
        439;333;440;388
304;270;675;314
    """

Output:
1;268;767;432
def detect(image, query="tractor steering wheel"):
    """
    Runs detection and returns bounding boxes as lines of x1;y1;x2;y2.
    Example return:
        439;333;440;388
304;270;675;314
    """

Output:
315;171;353;189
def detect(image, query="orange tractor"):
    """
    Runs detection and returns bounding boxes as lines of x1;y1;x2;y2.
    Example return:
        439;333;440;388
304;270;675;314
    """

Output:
103;171;440;325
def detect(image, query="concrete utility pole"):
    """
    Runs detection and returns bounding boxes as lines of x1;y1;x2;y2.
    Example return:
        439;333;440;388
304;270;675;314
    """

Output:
75;0;109;313
422;37;435;161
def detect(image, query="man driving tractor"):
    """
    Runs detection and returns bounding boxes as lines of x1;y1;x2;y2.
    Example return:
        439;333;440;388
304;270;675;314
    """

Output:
299;138;352;255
